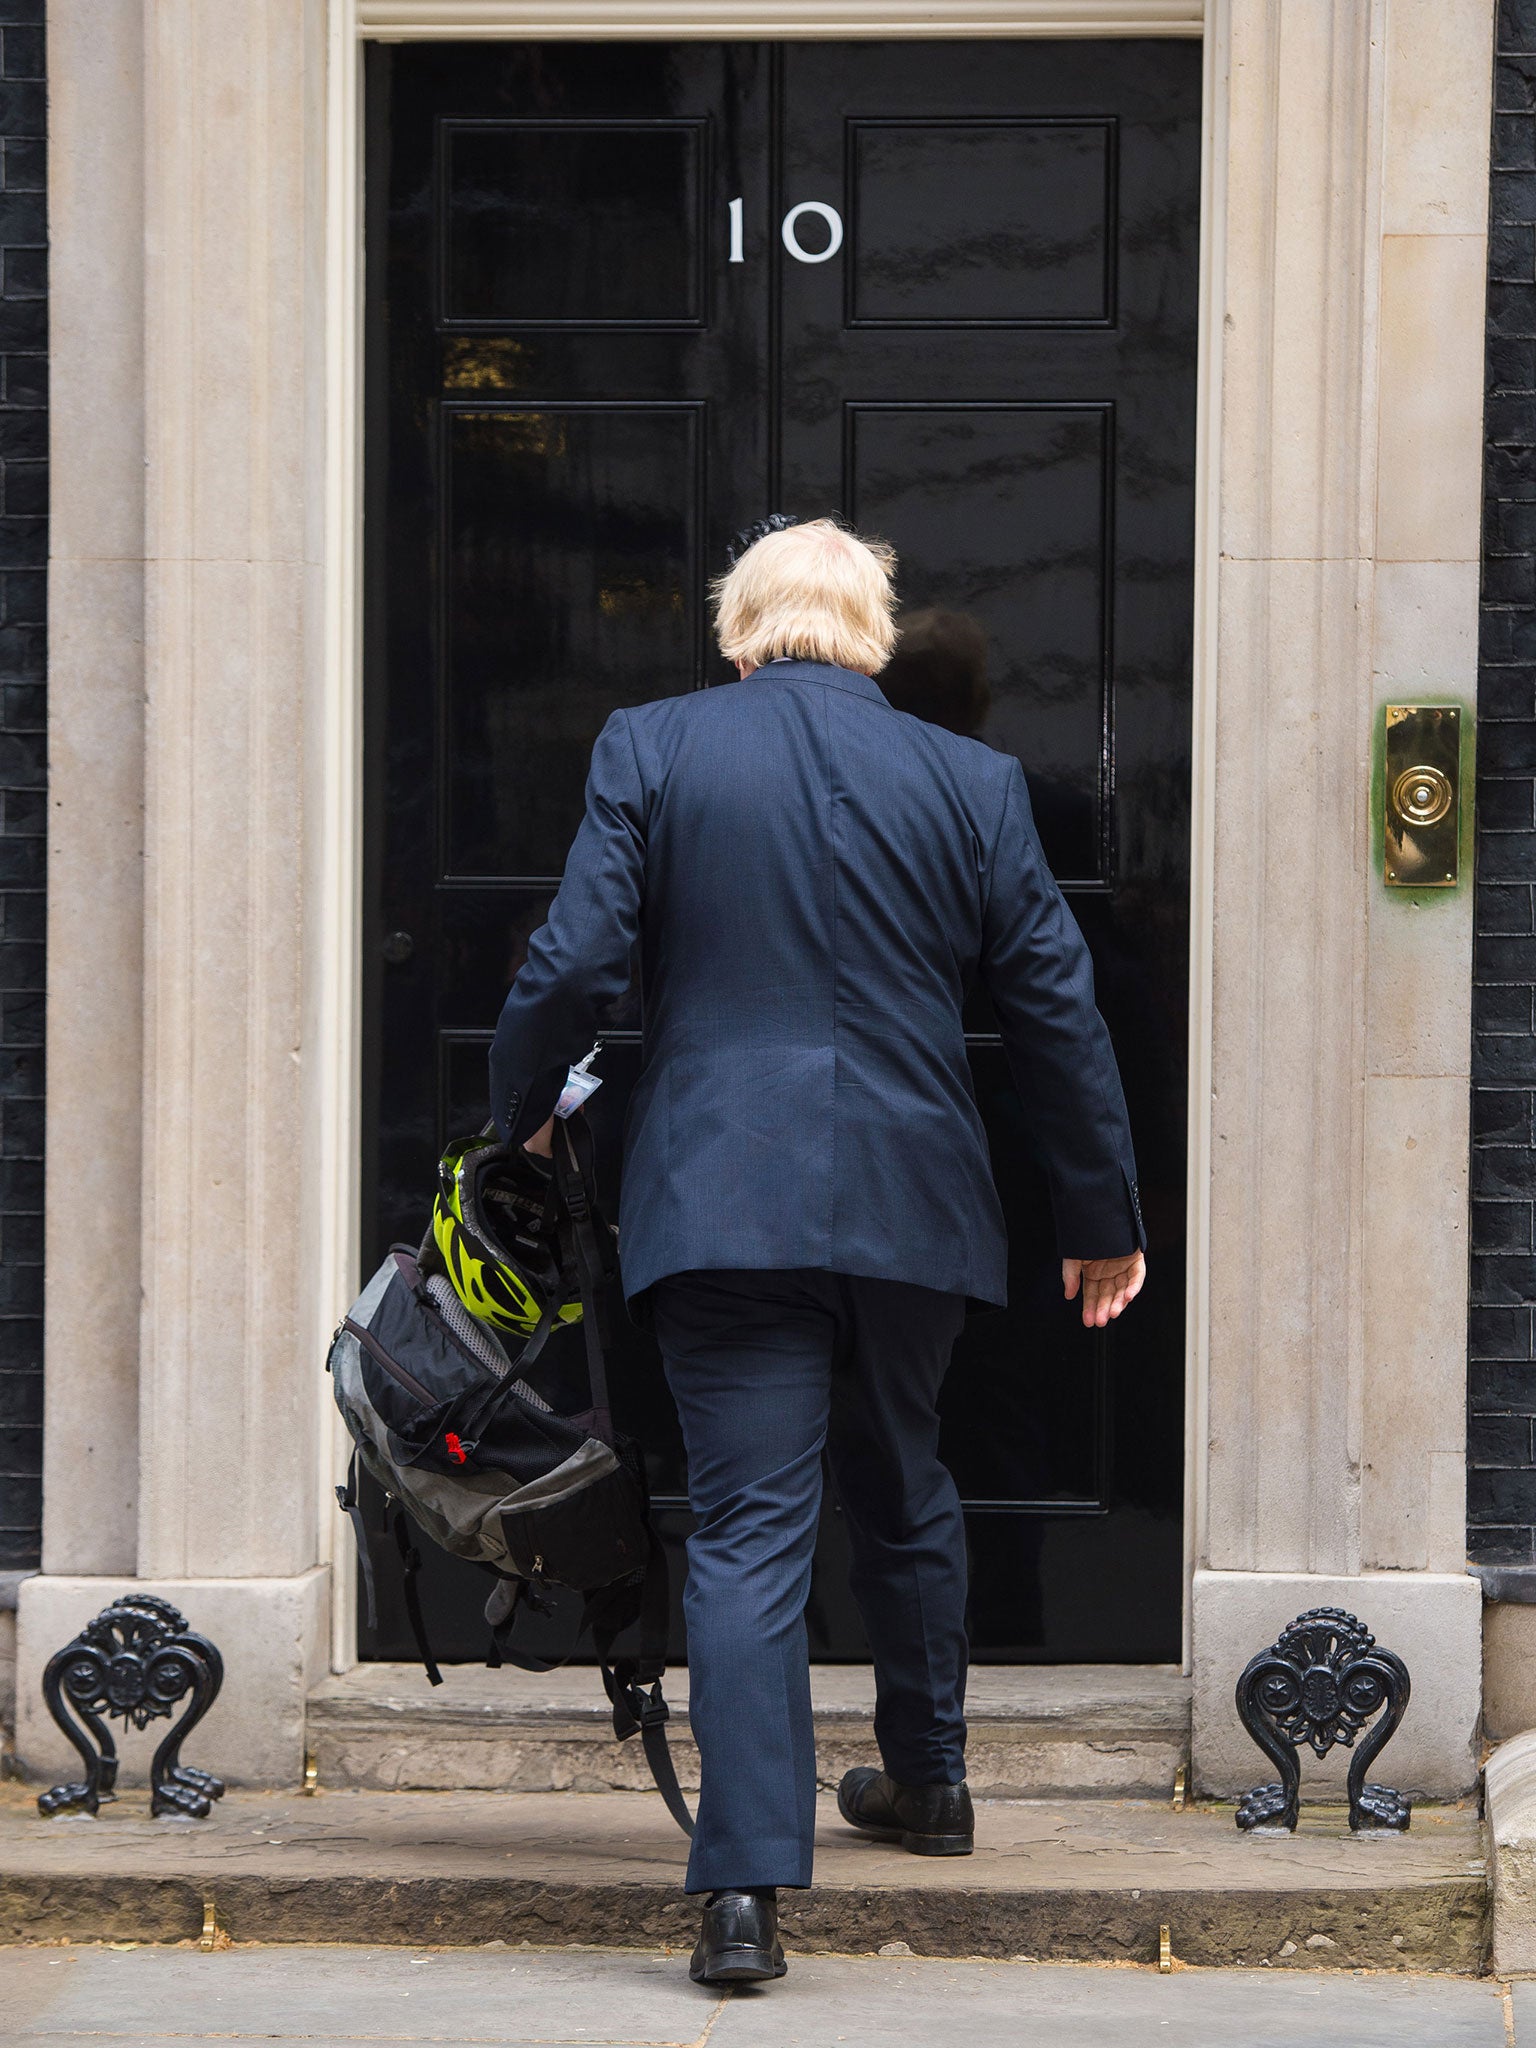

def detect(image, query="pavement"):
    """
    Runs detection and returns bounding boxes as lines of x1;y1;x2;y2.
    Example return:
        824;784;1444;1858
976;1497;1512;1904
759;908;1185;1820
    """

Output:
0;1942;1529;2048
0;1784;1489;1970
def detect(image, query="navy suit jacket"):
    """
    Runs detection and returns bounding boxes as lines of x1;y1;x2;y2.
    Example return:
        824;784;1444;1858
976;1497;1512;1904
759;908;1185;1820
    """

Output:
490;660;1144;1307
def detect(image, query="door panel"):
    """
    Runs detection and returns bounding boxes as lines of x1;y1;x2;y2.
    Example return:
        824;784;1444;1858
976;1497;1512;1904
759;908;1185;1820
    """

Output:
363;37;1199;1667
442;403;705;877
442;121;708;327
846;402;1111;883
846;119;1117;328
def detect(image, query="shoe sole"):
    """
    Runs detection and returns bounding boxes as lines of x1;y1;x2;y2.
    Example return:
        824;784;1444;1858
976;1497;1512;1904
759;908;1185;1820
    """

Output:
837;1784;974;1857
690;1948;788;1985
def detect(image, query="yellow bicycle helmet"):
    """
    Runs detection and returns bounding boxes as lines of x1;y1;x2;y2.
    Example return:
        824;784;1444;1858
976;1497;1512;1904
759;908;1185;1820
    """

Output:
428;1129;587;1340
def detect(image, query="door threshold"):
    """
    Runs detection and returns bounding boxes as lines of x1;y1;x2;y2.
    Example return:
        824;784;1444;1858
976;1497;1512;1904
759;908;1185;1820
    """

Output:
307;1663;1190;1799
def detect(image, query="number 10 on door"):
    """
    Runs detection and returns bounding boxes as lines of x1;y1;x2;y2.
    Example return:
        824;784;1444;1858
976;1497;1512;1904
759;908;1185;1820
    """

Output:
728;197;845;266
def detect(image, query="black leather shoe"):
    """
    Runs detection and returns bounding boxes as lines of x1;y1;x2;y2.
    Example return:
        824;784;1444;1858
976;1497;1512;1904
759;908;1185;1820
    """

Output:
837;1766;974;1855
689;1888;787;1985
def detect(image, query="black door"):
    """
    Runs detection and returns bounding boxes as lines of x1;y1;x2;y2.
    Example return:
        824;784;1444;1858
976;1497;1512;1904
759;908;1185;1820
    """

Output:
362;39;1199;1665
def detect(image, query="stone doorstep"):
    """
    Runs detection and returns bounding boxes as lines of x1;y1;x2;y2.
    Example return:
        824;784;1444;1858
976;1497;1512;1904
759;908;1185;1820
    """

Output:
306;1663;1193;1799
1484;1728;1536;1975
0;1785;1488;1975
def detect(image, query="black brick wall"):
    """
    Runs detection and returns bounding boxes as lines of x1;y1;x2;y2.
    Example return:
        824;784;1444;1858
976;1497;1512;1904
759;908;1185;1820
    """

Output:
1471;0;1536;1564
0;2;44;1572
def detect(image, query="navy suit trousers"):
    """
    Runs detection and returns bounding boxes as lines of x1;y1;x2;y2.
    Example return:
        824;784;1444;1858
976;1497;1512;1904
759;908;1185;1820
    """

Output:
650;1269;970;1894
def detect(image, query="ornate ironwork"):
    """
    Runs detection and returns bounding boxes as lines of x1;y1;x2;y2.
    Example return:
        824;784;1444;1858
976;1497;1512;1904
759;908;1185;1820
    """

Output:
37;1594;226;1819
1234;1606;1411;1834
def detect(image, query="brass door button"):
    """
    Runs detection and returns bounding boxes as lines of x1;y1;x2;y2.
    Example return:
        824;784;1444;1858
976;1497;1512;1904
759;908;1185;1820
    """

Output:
1391;764;1453;829
1383;705;1462;888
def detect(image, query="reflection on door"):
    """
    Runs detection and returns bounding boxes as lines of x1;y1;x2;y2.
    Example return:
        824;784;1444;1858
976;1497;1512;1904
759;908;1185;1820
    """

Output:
363;39;1201;1665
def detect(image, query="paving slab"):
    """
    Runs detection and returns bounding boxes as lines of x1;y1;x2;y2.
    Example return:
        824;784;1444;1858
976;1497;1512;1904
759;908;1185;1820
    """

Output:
0;1782;1487;1971
0;1944;1515;2048
0;1944;709;2044
306;1662;1192;1800
722;1955;1511;2048
1511;1980;1536;2044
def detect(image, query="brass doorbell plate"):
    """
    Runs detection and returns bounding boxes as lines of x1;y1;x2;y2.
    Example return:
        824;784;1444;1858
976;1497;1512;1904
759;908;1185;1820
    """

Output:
1384;705;1461;888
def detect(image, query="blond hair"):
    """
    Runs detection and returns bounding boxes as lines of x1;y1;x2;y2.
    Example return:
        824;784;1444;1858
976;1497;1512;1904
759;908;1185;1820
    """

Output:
711;518;898;674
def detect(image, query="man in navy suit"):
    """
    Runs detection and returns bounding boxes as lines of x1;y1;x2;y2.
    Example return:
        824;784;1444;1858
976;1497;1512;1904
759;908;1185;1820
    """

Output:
490;519;1146;1986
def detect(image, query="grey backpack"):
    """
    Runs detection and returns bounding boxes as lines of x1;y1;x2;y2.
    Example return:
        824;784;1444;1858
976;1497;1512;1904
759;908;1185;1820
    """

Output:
326;1123;692;1835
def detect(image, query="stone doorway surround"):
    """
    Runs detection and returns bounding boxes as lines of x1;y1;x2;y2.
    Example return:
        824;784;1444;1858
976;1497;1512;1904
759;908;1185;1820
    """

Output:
17;0;1494;1794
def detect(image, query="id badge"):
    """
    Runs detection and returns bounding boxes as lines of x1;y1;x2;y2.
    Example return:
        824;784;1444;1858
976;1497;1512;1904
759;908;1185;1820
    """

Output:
554;1043;604;1120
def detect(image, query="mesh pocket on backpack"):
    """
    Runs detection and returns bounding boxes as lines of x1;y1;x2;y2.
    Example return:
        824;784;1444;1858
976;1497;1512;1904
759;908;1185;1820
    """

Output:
424;1271;552;1413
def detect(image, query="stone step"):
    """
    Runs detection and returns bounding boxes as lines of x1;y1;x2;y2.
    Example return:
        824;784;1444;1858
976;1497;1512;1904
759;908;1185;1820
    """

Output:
306;1662;1192;1799
0;1784;1487;1973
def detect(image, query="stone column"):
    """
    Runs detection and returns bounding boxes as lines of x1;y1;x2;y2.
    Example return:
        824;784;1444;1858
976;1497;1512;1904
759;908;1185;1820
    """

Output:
41;0;145;1577
135;0;324;1587
1192;0;1491;1796
19;0;328;1786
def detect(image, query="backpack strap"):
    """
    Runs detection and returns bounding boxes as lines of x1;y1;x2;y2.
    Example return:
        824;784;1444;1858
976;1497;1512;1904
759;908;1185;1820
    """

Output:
611;1668;693;1840
468;1116;691;1836
594;1533;695;1839
478;1540;695;1839
334;1449;379;1633
392;1505;443;1687
552;1120;692;1834
457;1293;561;1442
552;1114;616;1440
341;1469;443;1688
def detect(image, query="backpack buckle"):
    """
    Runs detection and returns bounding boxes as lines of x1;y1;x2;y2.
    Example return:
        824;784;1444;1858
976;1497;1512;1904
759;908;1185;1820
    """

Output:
635;1679;669;1731
608;1672;668;1743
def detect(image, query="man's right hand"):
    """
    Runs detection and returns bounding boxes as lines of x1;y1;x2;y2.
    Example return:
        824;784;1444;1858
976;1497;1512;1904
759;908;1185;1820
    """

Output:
1062;1251;1146;1329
